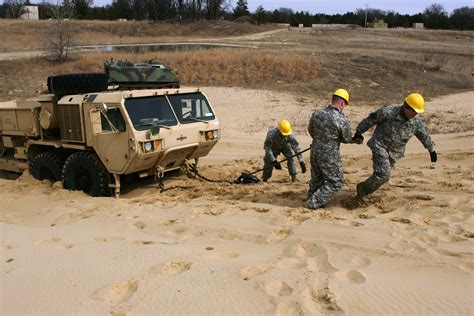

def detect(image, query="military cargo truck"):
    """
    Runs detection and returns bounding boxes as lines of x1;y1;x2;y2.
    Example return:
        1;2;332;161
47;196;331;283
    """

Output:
0;65;220;197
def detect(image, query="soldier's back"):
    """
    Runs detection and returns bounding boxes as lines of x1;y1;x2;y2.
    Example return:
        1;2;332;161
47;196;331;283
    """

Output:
309;106;347;148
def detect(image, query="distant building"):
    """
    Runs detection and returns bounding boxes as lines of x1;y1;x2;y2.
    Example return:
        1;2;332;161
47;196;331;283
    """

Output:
20;5;39;20
368;19;388;29
413;23;424;29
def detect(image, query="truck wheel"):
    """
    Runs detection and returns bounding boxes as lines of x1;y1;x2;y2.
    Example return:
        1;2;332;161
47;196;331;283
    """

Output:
29;152;64;182
62;152;110;197
47;73;108;97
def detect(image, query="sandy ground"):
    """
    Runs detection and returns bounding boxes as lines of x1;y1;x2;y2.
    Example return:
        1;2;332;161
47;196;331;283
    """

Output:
1;88;473;315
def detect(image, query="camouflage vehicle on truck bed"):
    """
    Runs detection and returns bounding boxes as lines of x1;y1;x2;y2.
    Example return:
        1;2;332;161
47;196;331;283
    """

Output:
105;60;180;89
0;61;221;197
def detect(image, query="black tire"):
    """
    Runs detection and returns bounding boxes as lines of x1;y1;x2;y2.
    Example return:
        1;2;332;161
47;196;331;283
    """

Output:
29;152;64;182
47;73;108;97
62;152;110;197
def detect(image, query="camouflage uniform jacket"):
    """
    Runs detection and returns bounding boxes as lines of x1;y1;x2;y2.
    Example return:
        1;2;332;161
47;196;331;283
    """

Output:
356;105;435;161
264;128;303;162
308;105;353;160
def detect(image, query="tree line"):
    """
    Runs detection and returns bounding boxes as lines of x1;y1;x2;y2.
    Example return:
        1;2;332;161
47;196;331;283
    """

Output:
1;0;473;30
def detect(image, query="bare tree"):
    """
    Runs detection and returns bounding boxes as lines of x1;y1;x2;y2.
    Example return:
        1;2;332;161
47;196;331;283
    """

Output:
423;3;449;29
4;0;27;18
204;0;229;19
254;5;267;25
71;0;93;19
46;1;74;63
450;6;473;30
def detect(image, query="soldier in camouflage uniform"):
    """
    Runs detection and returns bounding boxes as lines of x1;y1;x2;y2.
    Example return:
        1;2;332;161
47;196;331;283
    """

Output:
307;89;356;210
352;93;437;202
263;120;306;182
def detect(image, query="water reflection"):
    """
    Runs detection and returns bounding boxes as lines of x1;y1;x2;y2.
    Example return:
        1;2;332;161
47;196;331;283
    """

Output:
73;43;257;53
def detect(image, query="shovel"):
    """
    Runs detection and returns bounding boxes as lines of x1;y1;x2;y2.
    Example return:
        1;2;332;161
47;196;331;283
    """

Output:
234;147;311;184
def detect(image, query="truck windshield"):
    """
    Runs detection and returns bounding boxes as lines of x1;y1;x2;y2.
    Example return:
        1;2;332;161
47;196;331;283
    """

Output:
167;93;215;124
124;96;177;131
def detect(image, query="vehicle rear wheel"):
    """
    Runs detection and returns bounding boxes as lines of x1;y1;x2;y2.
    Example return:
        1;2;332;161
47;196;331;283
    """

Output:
29;152;64;182
62;152;110;197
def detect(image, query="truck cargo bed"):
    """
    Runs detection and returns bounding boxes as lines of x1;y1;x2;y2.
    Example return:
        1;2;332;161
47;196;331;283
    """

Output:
0;100;41;137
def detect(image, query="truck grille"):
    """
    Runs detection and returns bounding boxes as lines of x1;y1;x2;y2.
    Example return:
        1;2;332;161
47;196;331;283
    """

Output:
58;105;84;142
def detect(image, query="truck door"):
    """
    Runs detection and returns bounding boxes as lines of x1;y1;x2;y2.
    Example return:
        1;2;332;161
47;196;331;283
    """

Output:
90;107;130;173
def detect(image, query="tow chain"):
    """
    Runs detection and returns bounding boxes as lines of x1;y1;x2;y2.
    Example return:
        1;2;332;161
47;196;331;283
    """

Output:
155;160;233;193
185;160;234;185
154;167;191;193
154;168;166;192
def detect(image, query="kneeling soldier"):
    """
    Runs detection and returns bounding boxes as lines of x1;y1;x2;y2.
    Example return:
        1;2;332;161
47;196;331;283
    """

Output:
263;120;306;182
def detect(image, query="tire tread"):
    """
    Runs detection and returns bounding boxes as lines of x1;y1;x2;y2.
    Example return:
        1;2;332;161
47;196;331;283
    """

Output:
62;151;110;197
47;73;108;97
29;151;64;181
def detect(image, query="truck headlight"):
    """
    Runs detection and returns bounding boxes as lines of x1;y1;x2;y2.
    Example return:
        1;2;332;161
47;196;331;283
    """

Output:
143;141;153;152
204;129;219;141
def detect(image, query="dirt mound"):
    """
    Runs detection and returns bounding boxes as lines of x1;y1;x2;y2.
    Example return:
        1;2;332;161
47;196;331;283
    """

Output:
233;16;257;24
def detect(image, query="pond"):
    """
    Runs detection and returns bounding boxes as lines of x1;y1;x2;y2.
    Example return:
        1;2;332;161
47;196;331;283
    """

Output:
72;43;257;53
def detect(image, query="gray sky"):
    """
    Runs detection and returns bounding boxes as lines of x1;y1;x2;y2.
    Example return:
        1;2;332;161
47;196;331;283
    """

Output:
245;1;473;15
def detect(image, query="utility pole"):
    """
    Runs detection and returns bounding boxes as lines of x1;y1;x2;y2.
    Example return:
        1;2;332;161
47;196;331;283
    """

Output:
364;4;368;28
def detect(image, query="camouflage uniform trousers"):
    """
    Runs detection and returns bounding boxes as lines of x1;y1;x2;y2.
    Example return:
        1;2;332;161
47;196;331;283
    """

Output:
263;147;297;180
357;152;395;199
306;151;344;209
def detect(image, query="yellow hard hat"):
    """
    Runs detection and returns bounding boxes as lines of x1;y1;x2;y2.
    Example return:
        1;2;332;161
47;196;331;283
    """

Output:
405;93;425;113
278;120;292;136
333;89;350;104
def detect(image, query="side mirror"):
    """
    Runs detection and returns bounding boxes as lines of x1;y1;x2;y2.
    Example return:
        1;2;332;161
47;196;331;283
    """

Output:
151;124;160;136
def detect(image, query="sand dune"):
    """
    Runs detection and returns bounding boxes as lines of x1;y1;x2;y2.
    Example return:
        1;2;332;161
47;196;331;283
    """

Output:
0;88;473;315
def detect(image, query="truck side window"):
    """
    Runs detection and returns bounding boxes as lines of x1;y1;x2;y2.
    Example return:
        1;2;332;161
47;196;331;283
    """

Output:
101;108;126;132
168;93;215;124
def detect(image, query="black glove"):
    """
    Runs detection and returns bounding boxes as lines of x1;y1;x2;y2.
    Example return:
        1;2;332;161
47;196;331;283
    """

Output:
430;151;437;163
300;161;307;174
272;160;282;170
352;132;364;144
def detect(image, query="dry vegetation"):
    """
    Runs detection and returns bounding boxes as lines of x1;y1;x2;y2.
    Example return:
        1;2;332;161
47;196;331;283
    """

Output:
52;50;321;84
0;49;322;105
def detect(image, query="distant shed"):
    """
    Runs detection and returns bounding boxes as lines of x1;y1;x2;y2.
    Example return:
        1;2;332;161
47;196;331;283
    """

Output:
413;23;424;29
20;5;39;20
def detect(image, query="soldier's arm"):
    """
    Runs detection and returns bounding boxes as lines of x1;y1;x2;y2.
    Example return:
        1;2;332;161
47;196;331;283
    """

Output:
415;120;435;152
340;118;353;144
307;113;316;139
264;131;276;162
356;107;386;135
289;135;304;162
